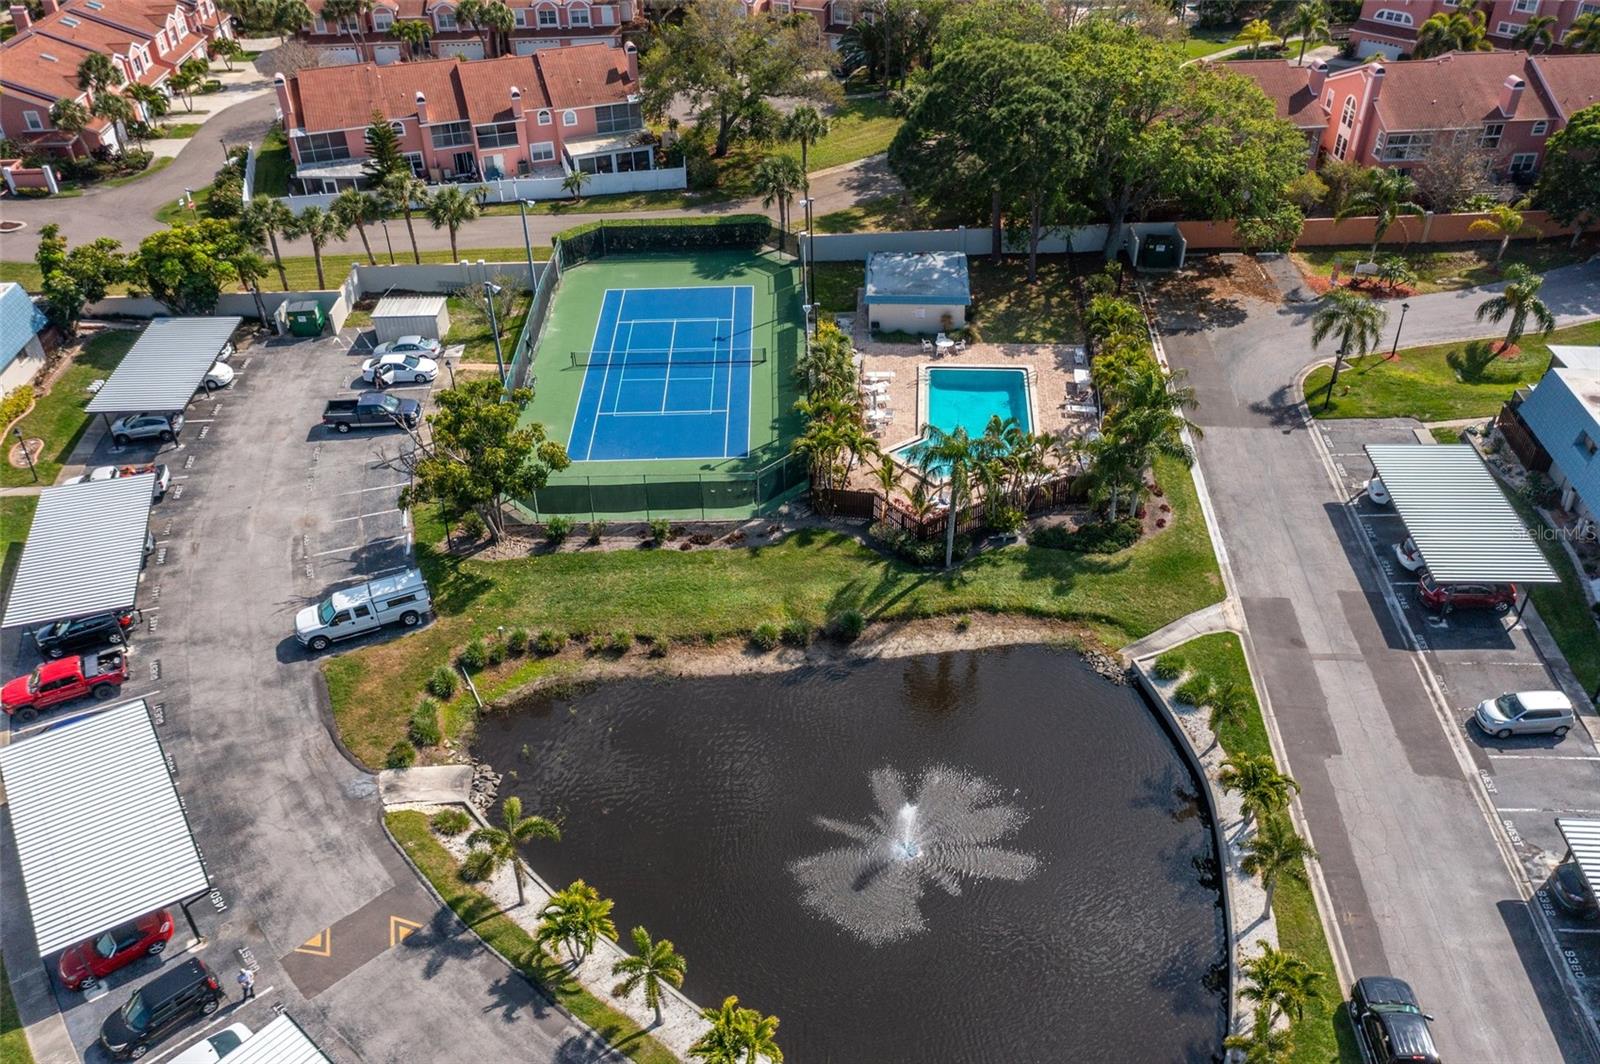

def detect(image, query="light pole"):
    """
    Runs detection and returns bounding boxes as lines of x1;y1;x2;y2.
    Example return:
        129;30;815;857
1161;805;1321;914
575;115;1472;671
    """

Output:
517;199;537;294
1387;301;1411;361
13;427;37;482
379;216;396;264
1323;344;1348;411
483;280;505;384
799;195;816;317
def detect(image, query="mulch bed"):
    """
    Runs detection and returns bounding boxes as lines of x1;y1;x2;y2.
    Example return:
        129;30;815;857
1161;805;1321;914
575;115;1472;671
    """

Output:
1299;272;1417;300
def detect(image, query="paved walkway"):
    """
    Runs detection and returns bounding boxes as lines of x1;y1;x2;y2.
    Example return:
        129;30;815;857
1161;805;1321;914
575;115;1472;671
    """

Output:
1121;600;1241;661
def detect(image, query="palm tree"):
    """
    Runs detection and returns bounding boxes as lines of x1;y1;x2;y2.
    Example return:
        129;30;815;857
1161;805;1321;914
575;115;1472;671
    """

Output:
51;99;92;145
210;36;246;72
465;0;514;58
1475;262;1556;355
1513;14;1558;53
1240;814;1318;918
393;17;432;59
128;83;170;125
1238;18;1279;59
873;455;902;507
751;153;804;233
690;996;784;1064
791;396;878;495
535;880;616;965
1284;0;1331;65
321;0;373;52
1310;288;1388;409
1204;681;1254;737
1415;8;1491;57
77;52;125;99
241;194;296;290
1223;1019;1295;1064
1238;942;1324;1025
169;66;203;112
1219;753;1301;828
780;104;829;192
425;185;479;261
560;168;589;203
1335;168;1426;259
288;205;348;290
1467;203;1534;267
226;247;273;324
611;926;687;1028
331;188;383;266
1373;255;1417;293
1564;11;1600;53
464;796;560;907
1097;362;1201;519
911;424;983;569
737;1009;783;1064
380;171;427;264
269;0;314;35
91;93;135;151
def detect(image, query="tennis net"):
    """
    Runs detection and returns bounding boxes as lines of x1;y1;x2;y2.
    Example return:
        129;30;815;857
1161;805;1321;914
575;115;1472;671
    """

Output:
570;347;768;368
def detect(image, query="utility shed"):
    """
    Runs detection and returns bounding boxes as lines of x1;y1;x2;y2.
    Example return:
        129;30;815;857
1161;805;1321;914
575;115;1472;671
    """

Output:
865;252;970;335
2;473;154;630
372;295;449;344
0;699;210;955
86;317;239;416
226;1015;334;1064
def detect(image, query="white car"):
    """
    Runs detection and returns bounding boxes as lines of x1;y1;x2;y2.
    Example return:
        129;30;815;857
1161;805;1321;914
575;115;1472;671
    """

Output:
1366;477;1390;506
371;335;442;358
1393;535;1425;572
201;359;234;392
1474;690;1575;739
168;1023;252;1064
360;352;438;385
65;463;172;499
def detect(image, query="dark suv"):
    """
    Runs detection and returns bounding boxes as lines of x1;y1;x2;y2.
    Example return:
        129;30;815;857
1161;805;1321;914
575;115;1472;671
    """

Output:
1349;976;1440;1064
99;958;225;1059
32;610;138;659
1417;574;1516;614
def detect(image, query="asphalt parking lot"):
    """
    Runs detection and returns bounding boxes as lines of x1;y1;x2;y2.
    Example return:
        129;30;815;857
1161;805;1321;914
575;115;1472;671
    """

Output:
1314;415;1600;1037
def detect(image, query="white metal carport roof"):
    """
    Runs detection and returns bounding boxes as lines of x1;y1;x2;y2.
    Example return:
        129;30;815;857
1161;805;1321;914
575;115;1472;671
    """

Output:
1557;818;1600;894
1;473;155;629
226;1015;334;1064
86;317;239;414
0;699;209;956
1364;444;1559;584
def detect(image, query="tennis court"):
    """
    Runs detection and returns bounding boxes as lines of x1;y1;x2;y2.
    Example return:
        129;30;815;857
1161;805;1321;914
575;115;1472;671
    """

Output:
569;285;756;461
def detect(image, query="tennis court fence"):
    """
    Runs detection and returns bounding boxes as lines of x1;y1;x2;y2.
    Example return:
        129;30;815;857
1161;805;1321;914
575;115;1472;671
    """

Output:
556;218;799;270
520;452;810;521
506;235;566;394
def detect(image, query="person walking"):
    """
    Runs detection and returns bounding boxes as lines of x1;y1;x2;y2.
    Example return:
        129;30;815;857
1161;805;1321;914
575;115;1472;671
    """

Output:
237;967;255;1001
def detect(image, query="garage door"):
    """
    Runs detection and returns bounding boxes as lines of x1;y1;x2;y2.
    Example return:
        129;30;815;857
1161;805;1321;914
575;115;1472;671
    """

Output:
374;44;402;64
1353;38;1403;60
436;40;485;59
319;45;360;65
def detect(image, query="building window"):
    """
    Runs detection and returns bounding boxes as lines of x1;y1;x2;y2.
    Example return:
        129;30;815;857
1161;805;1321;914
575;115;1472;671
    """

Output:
537;109;552;125
1509;152;1538;174
1372;9;1413;26
388;120;406;136
429;120;472;149
299;131;351;163
1583;2;1600;15
1322;88;1332;111
1380;132;1433;162
538;5;558;26
1496;21;1521;36
1480;122;1504;148
593;102;641;134
436;8;456;29
562;109;577;126
568;3;590;26
529;140;555;162
596;5;613;24
1532;120;1548;136
23;110;44;131
616;148;653;172
1333;132;1348;160
404;151;425;177
475;120;519;148
1513;0;1537;12
1580;430;1598;458
514;9;526;26
577;154;613;174
373;8;392;29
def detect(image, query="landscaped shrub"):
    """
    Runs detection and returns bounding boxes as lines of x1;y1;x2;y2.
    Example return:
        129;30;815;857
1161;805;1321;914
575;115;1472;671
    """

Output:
385;740;417;769
750;622;781;651
586;520;607;544
955;614;972;632
534;628;566;655
649;517;673;544
780;618;811;647
507;627;529;655
409;699;442;747
486;639;506;666
459;511;486;540
545;515;573;545
1030;518;1142;554
868;521;962;568
988;505;1026;535
829;609;866;642
430;808;471;836
457;639;488;671
1152;653;1185;682
426;666;457;700
608;630;632;653
1173;676;1213;707
0;384;34;430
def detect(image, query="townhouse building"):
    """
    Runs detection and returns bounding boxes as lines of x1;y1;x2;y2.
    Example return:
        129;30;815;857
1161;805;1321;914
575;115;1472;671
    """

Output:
295;0;637;66
1228;50;1600;182
274;42;654;190
746;0;857;44
1;0;231;157
1348;0;1599;59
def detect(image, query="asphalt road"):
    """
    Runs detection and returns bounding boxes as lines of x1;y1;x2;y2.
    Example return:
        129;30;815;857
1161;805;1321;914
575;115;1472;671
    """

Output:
1150;256;1600;1063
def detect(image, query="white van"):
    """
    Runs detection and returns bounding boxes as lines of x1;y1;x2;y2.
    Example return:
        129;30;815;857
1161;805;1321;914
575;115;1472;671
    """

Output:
295;568;431;651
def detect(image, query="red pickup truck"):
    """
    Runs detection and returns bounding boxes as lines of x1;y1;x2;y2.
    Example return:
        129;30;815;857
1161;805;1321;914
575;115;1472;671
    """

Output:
2;650;128;722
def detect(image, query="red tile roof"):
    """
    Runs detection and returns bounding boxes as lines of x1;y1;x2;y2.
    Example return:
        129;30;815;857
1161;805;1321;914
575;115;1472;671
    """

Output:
533;42;633;108
0;33;100;104
1363;51;1560;130
290;56;474;130
1220;59;1324;127
456;54;551;122
1531;55;1600;120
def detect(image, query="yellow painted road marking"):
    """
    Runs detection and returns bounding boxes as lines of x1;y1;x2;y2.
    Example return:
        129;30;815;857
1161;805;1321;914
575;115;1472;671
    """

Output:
294;929;331;957
389;916;422;948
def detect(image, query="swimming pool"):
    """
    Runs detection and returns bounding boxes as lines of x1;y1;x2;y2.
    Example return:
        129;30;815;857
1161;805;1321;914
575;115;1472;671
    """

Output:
893;366;1034;475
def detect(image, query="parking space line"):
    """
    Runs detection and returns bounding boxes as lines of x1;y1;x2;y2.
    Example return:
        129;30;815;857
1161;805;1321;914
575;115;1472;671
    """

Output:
336;482;411;496
1487;754;1600;761
332;508;402;523
185;419;217;424
142;990;277;1064
311;534;409;557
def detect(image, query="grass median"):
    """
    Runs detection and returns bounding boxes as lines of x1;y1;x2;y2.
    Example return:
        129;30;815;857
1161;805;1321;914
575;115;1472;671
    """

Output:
385;810;677;1064
1;330;137;489
325;455;1223;766
0;956;34;1064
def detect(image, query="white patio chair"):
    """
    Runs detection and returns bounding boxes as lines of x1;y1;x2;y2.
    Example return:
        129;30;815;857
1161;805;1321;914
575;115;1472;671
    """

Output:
921;339;934;353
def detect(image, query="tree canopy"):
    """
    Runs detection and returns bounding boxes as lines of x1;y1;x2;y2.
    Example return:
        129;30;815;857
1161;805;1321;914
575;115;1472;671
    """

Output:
1535;103;1600;242
133;219;247;315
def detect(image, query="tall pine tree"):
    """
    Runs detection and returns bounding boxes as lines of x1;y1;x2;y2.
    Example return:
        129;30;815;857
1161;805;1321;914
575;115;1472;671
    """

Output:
362;110;409;185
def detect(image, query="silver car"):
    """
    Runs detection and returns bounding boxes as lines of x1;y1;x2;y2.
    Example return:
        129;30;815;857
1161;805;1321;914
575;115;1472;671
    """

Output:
1474;690;1575;739
109;412;184;446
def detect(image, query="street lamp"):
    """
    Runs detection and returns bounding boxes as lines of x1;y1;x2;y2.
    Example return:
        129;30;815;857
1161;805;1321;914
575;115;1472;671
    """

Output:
1387;301;1411;361
13;427;37;482
517;199;537;294
483;280;506;384
798;196;816;318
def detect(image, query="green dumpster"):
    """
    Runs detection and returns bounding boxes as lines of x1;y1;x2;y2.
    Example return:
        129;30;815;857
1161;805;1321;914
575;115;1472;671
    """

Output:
1137;236;1182;272
285;300;327;337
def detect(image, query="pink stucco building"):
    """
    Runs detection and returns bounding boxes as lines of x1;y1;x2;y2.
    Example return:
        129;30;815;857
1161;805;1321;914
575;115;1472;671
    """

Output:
1347;0;1598;59
293;0;637;66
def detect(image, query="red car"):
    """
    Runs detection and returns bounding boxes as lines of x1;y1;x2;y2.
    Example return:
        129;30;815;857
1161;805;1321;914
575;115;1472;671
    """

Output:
2;650;127;723
1418;575;1517;614
58;910;175;992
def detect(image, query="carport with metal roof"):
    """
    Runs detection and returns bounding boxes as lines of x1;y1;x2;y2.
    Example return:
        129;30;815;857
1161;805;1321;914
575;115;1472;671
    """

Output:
1557;818;1600;899
1364;445;1560;599
0;699;211;957
226;1014;334;1064
86;316;239;416
2;473;154;630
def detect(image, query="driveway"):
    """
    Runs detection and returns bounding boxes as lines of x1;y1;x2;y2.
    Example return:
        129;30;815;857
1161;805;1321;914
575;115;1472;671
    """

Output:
1;331;608;1062
1149;257;1600;1062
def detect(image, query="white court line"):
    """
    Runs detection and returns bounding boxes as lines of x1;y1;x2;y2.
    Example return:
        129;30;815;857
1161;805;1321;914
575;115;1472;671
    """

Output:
605;408;730;417
333;508;402;523
660;320;679;413
722;286;736;456
336;482;411;496
587;289;628;460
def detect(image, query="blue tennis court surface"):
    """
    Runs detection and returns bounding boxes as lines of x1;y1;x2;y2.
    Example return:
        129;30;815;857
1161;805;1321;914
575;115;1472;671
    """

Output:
569;285;755;461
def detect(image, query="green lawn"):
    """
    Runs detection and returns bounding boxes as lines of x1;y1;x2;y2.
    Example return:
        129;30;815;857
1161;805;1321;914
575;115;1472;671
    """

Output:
325;452;1222;765
966;258;1084;344
717;97;902;196
155;184;212;225
1158;634;1359;1064
1;496;39;605
813;193;973;234
1293;238;1598;296
480;187;735;218
385;811;678;1064
1504;492;1600;693
157;122;203;138
812;262;863;313
1305;320;1600;422
253;125;291;197
0;956;34;1064
446;291;532;364
1;330;137;489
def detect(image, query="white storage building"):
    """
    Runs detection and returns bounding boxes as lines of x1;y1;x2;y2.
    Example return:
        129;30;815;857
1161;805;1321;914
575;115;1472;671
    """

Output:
372;296;450;344
864;252;971;335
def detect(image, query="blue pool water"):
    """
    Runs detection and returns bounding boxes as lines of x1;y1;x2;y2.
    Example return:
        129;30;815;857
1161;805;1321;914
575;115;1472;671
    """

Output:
894;367;1032;474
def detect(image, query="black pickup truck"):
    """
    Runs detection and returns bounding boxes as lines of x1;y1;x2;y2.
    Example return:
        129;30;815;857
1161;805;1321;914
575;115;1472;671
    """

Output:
323;391;422;433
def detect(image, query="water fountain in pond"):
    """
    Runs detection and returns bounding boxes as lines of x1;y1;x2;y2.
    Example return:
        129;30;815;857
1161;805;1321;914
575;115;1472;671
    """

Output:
790;765;1039;945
